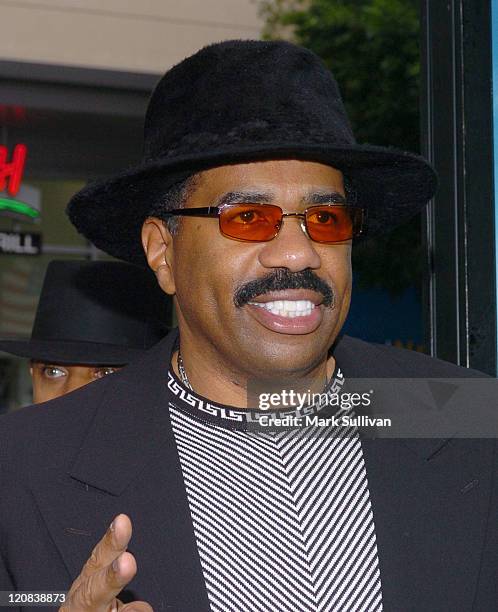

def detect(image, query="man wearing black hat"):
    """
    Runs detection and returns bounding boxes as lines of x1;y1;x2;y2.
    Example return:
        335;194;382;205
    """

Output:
0;260;171;404
0;41;496;612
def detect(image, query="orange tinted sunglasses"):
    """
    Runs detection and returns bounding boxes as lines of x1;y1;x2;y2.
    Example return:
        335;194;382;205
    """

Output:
163;203;365;243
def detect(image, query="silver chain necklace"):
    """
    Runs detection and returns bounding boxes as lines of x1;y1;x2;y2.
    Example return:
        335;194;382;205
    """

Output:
177;350;193;390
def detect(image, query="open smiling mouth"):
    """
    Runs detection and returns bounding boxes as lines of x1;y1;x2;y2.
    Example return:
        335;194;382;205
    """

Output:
234;270;333;334
249;299;316;318
245;294;324;334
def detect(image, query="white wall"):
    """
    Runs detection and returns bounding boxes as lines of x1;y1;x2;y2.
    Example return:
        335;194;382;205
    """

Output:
0;0;263;74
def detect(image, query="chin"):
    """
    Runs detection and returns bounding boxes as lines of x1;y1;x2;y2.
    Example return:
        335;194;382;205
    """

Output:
238;341;329;379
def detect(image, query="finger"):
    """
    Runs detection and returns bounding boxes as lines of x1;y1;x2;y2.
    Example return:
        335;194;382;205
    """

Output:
79;514;132;581
70;551;137;612
121;603;154;612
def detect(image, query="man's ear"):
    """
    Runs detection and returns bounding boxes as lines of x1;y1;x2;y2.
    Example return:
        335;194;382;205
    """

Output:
142;217;176;295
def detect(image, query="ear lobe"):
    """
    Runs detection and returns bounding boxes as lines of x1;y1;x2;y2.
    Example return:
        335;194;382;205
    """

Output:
141;217;176;295
141;217;169;268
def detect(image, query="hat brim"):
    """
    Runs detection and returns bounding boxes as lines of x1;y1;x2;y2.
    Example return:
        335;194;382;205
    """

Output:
67;142;438;265
0;338;150;365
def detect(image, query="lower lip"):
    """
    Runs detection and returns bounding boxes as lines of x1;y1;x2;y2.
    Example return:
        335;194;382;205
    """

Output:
246;303;323;334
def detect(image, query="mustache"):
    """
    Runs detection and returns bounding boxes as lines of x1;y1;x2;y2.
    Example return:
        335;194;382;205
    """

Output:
233;269;335;308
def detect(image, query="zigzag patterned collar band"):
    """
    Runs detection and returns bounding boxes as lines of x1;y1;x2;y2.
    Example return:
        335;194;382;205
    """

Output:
167;364;350;432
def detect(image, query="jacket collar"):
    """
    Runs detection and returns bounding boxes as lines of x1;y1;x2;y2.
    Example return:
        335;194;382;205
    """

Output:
332;333;454;459
69;329;451;496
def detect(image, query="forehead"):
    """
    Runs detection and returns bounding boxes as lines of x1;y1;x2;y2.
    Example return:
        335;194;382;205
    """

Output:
190;159;344;200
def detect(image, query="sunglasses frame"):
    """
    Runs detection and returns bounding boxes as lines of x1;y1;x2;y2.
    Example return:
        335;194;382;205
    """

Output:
161;202;366;243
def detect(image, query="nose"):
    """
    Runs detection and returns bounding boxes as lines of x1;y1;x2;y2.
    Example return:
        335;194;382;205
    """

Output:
257;215;321;272
64;371;94;395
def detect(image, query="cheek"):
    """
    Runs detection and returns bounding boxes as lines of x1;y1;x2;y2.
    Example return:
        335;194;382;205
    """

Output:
32;378;60;403
322;247;352;290
173;232;246;313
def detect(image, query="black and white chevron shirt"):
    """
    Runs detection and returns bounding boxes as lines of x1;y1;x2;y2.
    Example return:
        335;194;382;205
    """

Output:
167;365;383;612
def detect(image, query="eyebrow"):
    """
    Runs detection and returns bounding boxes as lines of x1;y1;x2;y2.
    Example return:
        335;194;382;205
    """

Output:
215;189;347;207
216;191;274;206
305;191;347;205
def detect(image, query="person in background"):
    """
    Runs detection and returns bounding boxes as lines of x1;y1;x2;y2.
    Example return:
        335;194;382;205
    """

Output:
29;362;119;404
0;259;171;404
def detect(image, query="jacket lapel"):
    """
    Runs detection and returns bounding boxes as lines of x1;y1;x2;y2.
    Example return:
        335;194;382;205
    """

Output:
31;330;211;611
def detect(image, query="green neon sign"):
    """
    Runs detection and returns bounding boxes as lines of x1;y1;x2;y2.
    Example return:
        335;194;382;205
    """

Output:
0;198;39;219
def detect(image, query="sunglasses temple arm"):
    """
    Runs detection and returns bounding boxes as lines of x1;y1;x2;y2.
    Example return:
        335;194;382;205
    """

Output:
163;207;219;218
358;208;367;235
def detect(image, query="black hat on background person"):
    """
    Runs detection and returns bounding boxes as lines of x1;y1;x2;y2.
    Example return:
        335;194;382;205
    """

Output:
67;39;437;264
0;260;171;365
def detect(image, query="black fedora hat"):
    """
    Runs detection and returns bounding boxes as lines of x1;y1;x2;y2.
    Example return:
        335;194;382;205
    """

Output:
67;39;437;265
0;260;171;364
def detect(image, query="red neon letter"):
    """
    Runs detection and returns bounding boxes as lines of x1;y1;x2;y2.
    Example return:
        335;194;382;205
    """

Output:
0;143;27;196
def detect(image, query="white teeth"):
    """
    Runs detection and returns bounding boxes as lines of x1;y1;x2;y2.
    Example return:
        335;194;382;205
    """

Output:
249;299;315;318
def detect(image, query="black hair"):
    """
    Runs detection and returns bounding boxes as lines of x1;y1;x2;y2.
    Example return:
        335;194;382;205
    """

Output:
147;174;199;234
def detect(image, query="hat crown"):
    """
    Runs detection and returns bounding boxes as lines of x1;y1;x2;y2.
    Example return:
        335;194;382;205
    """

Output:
31;260;170;349
144;40;355;162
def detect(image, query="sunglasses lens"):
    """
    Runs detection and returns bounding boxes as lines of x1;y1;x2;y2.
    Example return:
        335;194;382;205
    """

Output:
219;204;282;241
306;205;359;243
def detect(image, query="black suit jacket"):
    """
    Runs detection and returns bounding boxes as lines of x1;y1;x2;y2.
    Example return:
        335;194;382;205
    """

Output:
1;331;497;611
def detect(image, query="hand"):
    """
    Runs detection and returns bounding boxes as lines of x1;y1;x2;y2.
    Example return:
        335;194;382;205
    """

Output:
59;514;152;612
